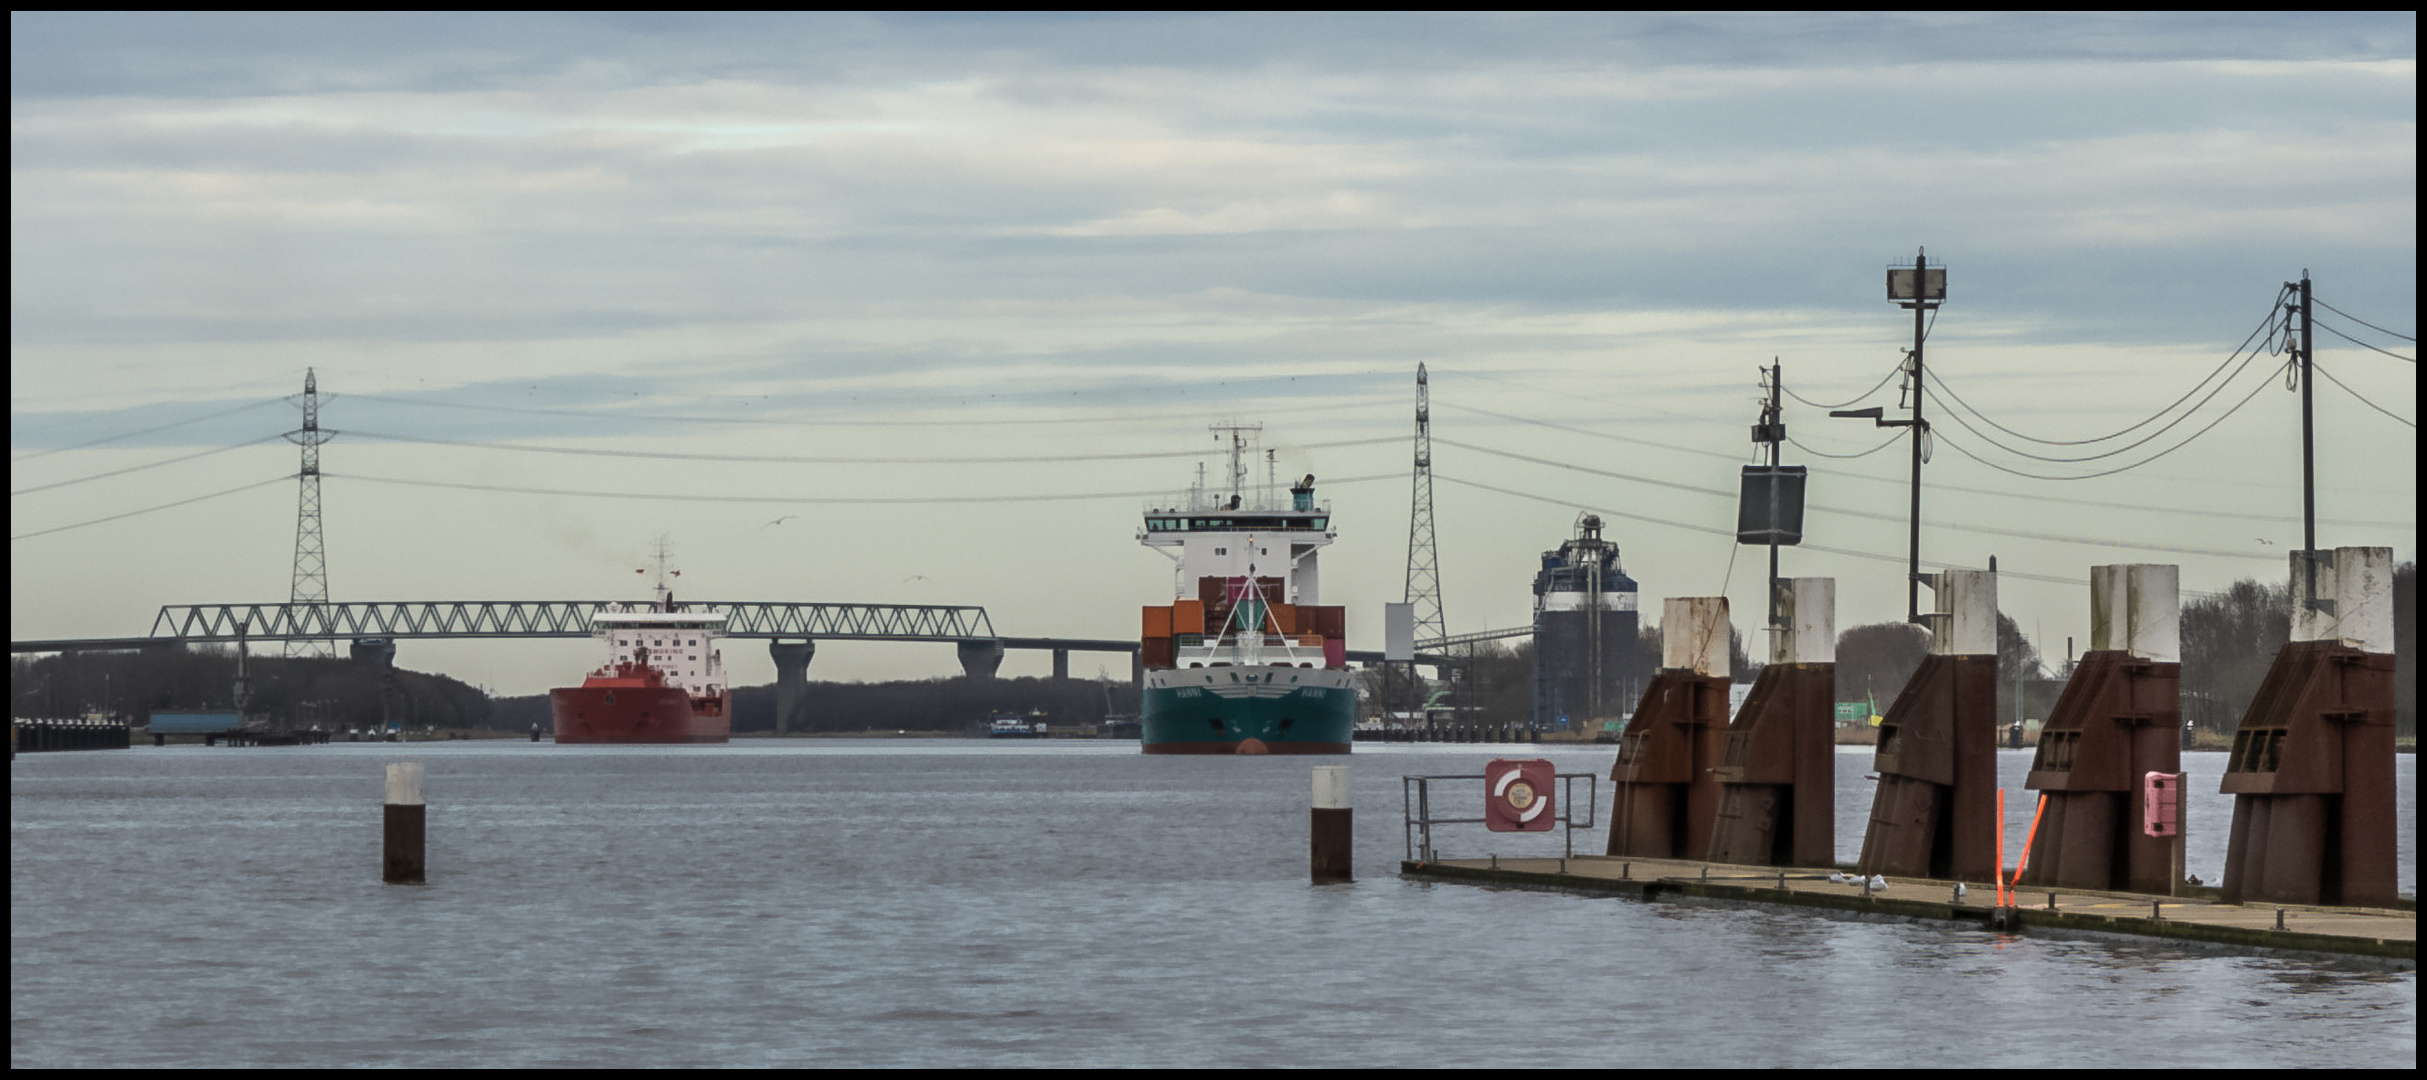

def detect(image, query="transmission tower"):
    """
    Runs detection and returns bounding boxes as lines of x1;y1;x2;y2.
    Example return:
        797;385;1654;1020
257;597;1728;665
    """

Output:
1403;364;1446;645
284;368;335;659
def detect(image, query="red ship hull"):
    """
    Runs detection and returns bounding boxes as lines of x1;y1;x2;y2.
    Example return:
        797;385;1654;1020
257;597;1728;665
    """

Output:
551;683;729;744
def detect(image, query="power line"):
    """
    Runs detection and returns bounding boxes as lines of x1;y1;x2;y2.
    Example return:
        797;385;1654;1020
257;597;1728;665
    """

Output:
1434;472;2088;587
1925;360;2288;481
1434;436;2276;561
1922;295;2284;448
2312;295;2416;342
1787;431;1904;459
10;433;286;496
1461;396;2393;525
1782;360;1905;411
2312;361;2417;428
2313;318;2417;363
320;470;1401;506
343;430;1403;466
1921;339;2279;465
1436;401;1747;462
341;390;1402;430
10;474;295;541
9;397;287;463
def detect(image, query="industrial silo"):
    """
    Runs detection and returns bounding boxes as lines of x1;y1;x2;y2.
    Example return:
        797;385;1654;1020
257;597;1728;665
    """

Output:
1532;514;1641;732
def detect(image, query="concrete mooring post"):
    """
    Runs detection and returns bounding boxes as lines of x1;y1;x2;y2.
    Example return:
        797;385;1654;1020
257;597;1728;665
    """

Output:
2023;564;2183;895
1608;597;1732;860
1858;569;2001;883
384;762;426;885
1311;765;1351;883
2220;547;2399;907
1708;578;1836;868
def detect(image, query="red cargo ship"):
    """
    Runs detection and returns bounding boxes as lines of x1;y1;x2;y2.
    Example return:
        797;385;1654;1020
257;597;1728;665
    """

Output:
552;567;730;744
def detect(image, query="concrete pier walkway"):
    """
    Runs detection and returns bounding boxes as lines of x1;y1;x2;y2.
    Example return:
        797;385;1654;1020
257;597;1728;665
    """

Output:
1402;855;2414;966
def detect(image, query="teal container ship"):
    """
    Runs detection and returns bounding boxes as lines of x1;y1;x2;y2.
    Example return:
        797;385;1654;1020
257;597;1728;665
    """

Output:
1135;424;1356;754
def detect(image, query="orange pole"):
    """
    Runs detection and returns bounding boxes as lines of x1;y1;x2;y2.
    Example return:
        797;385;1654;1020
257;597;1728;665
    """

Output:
1995;788;2007;907
2013;793;2050;891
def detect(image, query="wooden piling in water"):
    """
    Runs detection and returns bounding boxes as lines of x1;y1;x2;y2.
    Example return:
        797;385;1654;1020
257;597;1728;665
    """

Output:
1311;765;1352;883
383;762;425;885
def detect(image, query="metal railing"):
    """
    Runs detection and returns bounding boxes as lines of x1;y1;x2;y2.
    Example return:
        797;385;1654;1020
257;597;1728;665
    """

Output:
1402;772;1598;862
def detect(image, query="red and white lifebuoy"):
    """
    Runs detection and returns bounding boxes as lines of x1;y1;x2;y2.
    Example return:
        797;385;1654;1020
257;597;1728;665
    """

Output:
1484;758;1556;833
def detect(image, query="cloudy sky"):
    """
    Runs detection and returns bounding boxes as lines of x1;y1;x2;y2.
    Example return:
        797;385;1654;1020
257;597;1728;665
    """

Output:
11;13;2417;696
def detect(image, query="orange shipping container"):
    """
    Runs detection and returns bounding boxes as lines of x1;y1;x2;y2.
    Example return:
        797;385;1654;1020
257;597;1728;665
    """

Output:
1173;599;1206;635
1310;606;1346;639
1268;603;1296;635
1141;637;1175;669
1141;605;1173;639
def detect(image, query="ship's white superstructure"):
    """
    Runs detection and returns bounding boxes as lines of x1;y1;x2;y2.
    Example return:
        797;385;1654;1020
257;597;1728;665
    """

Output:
589;605;728;699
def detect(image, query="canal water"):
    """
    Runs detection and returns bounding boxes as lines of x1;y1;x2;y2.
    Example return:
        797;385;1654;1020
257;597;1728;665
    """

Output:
11;742;2415;1067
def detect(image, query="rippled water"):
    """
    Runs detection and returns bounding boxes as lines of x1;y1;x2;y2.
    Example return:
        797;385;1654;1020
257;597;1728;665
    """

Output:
11;742;2415;1067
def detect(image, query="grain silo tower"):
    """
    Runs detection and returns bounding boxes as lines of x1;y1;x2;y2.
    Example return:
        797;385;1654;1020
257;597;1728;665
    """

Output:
1532;514;1641;731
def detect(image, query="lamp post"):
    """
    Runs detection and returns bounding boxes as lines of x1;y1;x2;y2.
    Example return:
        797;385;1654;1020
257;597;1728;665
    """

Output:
1837;248;1944;624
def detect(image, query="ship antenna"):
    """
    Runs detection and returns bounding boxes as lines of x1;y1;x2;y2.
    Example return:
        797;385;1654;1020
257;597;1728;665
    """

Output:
650;535;678;612
1207;420;1264;509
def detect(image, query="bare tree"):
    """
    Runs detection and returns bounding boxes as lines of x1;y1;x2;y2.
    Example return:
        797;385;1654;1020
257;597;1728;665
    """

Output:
2179;578;2290;737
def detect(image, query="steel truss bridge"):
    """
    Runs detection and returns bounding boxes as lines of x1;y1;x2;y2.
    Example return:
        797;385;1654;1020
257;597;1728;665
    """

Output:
12;600;1028;652
11;600;1460;668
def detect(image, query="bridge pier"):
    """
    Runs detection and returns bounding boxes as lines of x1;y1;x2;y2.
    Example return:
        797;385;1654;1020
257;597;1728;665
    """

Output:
957;639;1004;681
769;640;815;735
1052;648;1069;682
349;638;396;670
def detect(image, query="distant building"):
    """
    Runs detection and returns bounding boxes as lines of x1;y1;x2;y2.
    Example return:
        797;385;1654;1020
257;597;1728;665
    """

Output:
1532;515;1641;729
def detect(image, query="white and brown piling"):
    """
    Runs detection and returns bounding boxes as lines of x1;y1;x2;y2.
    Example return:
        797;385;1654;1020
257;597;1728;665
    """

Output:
1311;765;1352;883
383;762;425;885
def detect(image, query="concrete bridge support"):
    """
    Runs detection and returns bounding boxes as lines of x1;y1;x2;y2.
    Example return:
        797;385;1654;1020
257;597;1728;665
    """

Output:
1052;648;1069;682
769;640;815;735
349;638;396;670
958;638;1004;681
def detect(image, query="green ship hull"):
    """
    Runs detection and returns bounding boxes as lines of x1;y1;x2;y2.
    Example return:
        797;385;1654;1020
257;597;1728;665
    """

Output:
1140;677;1355;754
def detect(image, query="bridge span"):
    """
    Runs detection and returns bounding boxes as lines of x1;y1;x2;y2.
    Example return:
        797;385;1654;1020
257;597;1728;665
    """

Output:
12;599;1458;728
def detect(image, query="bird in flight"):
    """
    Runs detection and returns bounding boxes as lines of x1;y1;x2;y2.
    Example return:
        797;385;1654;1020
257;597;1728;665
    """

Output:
765;515;797;527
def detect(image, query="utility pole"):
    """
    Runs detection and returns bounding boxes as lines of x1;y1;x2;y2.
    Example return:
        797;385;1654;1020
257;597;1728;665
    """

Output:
1903;250;1930;625
1835;249;1942;624
2296;270;2315;554
1755;361;1785;629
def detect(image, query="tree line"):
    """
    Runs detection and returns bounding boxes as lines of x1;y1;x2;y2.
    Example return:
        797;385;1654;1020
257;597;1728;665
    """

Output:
9;646;493;732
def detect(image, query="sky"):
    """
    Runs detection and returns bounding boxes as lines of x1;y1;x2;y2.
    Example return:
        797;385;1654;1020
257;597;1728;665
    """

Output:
10;13;2418;698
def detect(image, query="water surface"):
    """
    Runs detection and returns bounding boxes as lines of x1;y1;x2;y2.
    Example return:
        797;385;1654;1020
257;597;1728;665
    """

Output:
11;741;2414;1067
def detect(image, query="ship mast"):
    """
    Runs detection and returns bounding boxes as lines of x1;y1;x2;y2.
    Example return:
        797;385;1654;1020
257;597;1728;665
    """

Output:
1208;421;1262;509
645;536;681;612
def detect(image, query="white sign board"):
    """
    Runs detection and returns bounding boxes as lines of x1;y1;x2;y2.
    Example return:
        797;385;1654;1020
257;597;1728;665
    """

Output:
1383;602;1414;662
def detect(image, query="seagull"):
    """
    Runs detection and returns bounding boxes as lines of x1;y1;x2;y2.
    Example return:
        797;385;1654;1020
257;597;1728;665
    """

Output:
1828;871;1850;885
1867;874;1890;891
764;515;796;527
1953;882;1968;902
